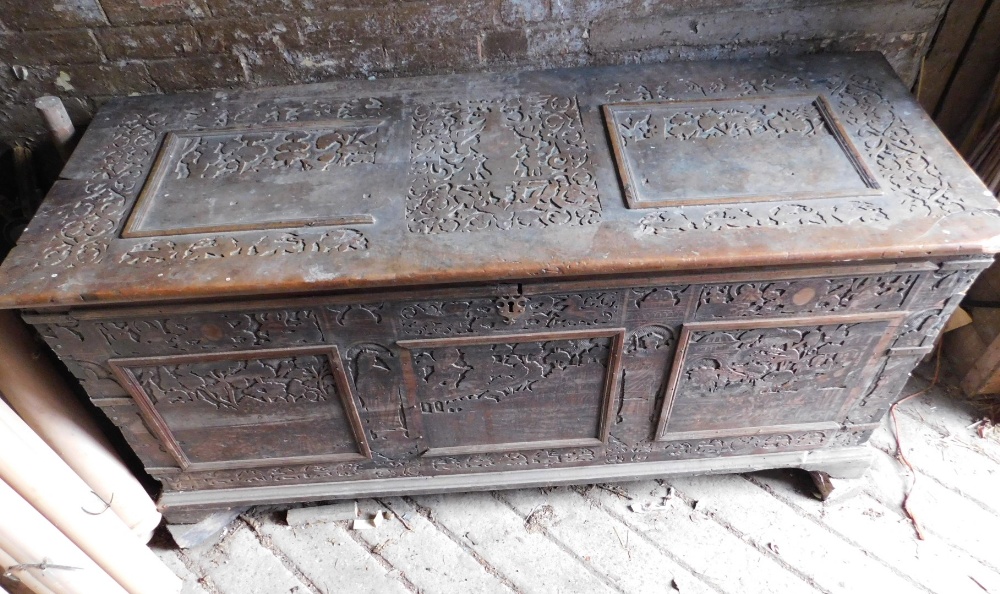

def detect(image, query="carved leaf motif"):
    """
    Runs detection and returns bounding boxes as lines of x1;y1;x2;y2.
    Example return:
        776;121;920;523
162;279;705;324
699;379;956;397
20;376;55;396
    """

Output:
683;324;864;397
120;229;367;264
407;95;600;234
133;355;337;410
414;337;612;413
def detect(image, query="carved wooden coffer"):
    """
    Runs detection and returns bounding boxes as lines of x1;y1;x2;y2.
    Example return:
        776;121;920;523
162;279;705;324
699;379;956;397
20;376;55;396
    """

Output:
2;53;998;522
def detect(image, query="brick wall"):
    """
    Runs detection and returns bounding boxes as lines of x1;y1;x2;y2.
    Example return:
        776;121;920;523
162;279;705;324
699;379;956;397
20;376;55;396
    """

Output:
0;0;949;146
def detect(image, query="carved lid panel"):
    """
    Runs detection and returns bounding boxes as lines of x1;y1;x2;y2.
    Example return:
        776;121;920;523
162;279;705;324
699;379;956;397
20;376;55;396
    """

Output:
2;53;998;309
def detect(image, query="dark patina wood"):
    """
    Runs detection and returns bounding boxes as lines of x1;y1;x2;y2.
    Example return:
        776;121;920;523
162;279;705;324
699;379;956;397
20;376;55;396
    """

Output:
2;53;998;522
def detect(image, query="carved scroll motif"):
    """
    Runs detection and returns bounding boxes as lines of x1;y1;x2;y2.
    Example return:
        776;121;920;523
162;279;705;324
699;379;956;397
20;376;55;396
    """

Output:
172;126;378;180
430;448;598;471
406;95;600;234
695;274;918;319
399;291;621;338
95;309;324;355
412;338;612;415
606;430;831;463
40;112;165;267
119;229;368;264
681;324;864;398
159;463;361;491
131;354;338;410
180;97;391;128
41;97;387;269
615;103;828;147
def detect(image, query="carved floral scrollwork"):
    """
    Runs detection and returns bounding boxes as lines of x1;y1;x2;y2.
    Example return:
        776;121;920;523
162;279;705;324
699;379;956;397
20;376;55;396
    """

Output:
682;324;863;397
413;338;611;414
605;430;830;463
630;69;981;235
406;95;600;234
119;229;368;264
696;274;917;318
159;463;361;491
132;354;338;410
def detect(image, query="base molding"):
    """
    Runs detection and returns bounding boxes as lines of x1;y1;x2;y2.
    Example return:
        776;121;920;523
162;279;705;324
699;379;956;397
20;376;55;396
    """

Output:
158;446;874;523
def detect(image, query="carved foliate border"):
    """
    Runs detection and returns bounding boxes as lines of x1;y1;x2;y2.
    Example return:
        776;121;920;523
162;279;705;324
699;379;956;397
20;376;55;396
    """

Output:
623;73;993;235
39;98;382;269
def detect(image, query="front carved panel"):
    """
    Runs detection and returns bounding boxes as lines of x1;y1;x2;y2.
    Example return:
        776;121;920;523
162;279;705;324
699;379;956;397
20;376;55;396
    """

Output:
657;314;899;438
27;260;990;498
399;329;624;456
109;346;369;470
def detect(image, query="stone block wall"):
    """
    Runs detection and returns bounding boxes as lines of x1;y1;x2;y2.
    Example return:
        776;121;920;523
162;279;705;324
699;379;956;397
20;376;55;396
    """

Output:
0;0;950;146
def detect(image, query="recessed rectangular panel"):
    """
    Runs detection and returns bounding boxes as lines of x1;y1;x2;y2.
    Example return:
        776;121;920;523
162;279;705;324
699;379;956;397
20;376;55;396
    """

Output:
122;122;383;238
110;346;370;470
399;329;625;456
656;314;901;439
605;95;880;208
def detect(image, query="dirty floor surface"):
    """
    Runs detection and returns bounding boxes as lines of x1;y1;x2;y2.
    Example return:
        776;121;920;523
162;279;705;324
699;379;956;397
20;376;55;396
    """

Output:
152;363;1000;594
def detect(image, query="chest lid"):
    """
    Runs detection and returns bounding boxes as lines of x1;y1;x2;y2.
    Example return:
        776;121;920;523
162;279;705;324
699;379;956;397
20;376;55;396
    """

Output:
2;52;998;309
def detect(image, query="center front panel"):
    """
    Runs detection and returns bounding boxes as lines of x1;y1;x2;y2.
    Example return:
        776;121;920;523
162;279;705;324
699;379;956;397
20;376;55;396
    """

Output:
398;329;626;456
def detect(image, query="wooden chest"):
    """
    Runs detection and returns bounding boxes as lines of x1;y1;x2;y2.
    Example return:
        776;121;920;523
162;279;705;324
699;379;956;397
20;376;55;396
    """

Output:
2;53;998;522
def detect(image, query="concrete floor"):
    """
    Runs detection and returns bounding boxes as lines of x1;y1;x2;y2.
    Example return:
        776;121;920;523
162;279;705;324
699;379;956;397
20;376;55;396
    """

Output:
152;362;1000;594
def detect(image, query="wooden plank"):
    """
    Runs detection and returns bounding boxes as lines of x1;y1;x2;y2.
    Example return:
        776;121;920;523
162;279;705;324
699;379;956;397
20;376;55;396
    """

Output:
935;0;1000;143
918;0;990;114
157;447;877;518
